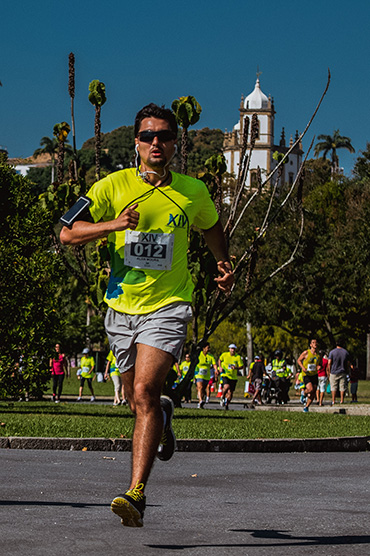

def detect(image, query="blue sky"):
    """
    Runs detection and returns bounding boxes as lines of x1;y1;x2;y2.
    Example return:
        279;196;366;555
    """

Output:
1;0;369;175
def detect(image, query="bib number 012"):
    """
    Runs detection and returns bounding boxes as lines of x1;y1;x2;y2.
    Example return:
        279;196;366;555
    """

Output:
124;230;174;270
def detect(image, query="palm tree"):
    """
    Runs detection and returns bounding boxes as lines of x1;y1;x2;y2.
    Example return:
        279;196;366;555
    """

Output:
88;80;106;181
33;136;59;183
314;129;355;175
171;95;201;174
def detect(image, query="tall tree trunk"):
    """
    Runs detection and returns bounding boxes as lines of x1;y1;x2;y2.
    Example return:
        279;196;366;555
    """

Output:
57;143;64;184
181;127;188;175
69;53;78;181
95;106;101;181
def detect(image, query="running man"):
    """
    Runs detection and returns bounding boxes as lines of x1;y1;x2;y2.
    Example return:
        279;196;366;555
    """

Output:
218;343;244;410
60;103;233;527
297;338;321;412
177;352;192;403
195;343;218;408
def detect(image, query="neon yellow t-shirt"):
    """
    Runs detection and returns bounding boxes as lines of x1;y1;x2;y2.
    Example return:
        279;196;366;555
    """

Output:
302;349;320;376
195;351;216;381
80;356;95;378
106;350;120;377
219;352;243;380
179;360;190;379
87;168;219;315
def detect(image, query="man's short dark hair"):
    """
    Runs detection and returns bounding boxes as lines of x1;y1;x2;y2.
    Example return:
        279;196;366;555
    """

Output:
134;103;178;137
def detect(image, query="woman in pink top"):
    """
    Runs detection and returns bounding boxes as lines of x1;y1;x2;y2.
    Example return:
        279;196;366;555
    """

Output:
50;343;67;403
316;350;329;406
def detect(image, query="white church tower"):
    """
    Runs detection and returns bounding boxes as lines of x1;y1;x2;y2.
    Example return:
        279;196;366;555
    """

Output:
223;75;303;188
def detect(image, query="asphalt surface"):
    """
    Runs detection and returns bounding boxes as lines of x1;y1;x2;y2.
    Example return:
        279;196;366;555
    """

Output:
1;449;369;556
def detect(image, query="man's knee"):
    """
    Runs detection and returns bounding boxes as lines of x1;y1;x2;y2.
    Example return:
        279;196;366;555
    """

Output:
134;381;161;410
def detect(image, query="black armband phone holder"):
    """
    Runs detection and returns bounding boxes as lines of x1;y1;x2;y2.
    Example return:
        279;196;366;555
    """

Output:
60;196;92;228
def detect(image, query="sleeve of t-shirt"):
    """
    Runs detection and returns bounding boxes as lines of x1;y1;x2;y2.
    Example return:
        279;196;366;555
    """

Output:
192;182;219;230
87;176;115;223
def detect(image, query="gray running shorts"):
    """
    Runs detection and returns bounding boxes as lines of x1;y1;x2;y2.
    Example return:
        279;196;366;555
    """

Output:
105;302;192;374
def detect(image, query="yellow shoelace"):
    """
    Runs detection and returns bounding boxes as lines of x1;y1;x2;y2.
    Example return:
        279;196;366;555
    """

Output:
127;482;145;501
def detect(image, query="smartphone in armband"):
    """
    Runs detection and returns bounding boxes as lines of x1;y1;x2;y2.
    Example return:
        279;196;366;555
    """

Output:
60;196;92;228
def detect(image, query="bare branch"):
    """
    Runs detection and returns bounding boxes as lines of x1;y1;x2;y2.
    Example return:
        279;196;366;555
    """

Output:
261;69;330;188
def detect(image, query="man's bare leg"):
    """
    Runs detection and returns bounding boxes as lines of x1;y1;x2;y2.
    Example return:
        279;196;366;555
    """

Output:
305;383;315;408
121;343;174;490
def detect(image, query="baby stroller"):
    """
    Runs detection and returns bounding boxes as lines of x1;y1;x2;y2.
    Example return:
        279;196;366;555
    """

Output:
262;374;279;404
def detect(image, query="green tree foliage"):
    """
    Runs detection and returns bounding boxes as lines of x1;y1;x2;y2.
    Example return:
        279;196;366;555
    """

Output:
33;136;59;183
186;127;224;176
314;129;355;175
88;80;107;180
81;125;135;180
247;154;370;364
172;95;202;174
353;142;370;181
53;122;71;184
0;154;61;398
27;166;53;196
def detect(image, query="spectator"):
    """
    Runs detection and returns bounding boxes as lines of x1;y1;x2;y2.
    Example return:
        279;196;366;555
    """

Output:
327;340;352;406
271;349;289;404
316;350;329;406
247;355;265;406
50;343;67;403
349;366;360;403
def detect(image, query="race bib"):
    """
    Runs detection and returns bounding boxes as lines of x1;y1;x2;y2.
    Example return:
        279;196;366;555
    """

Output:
198;367;208;376
82;366;90;373
307;364;316;372
124;230;174;270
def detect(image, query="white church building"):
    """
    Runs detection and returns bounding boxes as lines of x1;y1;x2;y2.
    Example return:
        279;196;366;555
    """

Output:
223;76;303;188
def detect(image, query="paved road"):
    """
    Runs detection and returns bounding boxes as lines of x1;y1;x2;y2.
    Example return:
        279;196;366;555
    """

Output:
1;449;369;556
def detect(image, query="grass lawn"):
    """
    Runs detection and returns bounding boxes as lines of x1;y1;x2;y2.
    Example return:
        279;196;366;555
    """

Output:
0;400;369;440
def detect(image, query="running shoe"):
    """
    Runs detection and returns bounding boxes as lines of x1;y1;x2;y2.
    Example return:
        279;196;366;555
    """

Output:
303;406;309;413
111;482;146;527
220;398;225;408
90;396;95;402
157;395;176;461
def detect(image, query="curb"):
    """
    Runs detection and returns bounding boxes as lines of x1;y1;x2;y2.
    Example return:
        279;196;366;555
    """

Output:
0;436;369;452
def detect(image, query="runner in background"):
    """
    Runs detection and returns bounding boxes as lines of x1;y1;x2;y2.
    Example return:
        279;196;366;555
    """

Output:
218;344;244;410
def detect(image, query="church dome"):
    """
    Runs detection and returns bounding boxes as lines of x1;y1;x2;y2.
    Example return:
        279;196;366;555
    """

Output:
244;78;268;109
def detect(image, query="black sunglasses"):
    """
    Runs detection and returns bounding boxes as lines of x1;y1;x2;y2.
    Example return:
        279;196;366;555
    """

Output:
138;130;176;143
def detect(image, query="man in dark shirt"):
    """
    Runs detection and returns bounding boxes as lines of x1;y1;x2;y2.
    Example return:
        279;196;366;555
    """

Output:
247;355;265;406
327;340;352;406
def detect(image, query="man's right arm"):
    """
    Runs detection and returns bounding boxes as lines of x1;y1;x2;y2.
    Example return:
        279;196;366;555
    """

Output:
59;204;139;246
296;350;307;373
